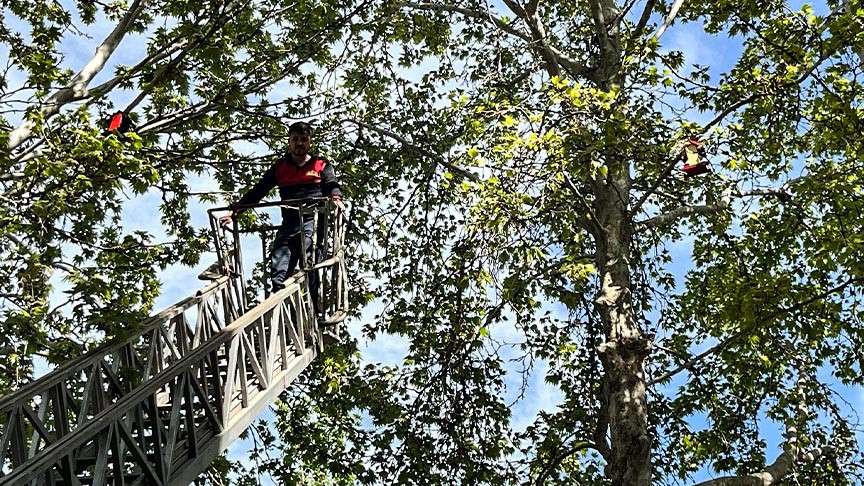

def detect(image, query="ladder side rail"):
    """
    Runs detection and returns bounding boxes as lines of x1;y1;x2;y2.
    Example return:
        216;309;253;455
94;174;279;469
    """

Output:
0;273;317;485
317;201;331;263
206;211;243;323
0;278;236;479
307;202;348;325
167;283;318;486
207;212;230;280
229;215;248;311
333;203;348;315
220;276;312;426
295;203;310;272
317;202;331;318
0;277;232;413
260;229;270;299
1;200;341;483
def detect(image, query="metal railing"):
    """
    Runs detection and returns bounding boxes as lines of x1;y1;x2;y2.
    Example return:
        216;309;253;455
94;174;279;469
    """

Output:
207;198;348;320
0;199;348;485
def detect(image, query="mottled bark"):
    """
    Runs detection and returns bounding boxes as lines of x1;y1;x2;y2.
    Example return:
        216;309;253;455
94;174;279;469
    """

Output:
593;159;652;486
584;0;651;481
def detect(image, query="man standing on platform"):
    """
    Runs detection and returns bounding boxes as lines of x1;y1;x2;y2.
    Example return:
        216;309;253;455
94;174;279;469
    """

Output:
220;121;342;292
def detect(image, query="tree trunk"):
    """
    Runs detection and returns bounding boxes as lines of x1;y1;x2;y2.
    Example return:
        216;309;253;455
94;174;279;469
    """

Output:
583;0;649;481
594;162;652;485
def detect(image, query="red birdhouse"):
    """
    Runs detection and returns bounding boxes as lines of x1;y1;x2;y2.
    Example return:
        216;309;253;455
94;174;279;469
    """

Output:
681;137;710;176
105;111;134;135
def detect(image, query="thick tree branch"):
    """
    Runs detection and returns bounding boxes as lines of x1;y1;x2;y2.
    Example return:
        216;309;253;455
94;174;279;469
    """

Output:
586;0;621;86
6;0;149;150
636;203;727;229
501;0;561;77
402;2;591;78
653;0;685;40
636;181;797;230
587;0;610;48
533;440;600;485
593;376;611;458
7;50;186;167
0;172;24;182
135;100;216;134
632;0;656;41
403;2;525;38
9;39;190;166
693;425;833;486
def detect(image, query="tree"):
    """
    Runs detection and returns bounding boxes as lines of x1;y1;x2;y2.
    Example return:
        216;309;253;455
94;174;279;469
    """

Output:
250;0;864;484
3;0;864;485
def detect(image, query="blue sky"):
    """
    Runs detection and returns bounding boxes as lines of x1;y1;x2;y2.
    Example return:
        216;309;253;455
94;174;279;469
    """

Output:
3;0;862;483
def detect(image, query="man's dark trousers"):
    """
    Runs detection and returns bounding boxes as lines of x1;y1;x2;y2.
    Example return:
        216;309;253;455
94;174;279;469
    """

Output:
270;213;321;316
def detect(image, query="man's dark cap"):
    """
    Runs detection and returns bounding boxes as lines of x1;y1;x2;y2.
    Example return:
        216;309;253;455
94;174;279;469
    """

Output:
288;121;313;136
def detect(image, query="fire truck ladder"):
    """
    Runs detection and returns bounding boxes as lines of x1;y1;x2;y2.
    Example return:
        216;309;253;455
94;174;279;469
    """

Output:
0;199;348;485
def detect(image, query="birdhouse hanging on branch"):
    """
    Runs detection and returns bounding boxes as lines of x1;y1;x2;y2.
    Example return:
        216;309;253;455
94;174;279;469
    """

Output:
104;111;134;136
680;137;710;177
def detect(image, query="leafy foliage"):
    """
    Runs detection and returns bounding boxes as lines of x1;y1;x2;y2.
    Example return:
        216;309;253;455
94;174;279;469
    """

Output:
3;0;864;484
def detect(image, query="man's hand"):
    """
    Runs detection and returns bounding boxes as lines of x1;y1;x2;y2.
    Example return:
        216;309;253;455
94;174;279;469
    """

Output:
331;195;345;210
218;212;234;227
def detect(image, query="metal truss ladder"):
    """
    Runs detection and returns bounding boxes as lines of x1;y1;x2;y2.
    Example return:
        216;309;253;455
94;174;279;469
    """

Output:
0;200;348;485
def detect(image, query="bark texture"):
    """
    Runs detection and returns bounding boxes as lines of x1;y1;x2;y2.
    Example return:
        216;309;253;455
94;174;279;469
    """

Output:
586;0;652;482
594;160;652;486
